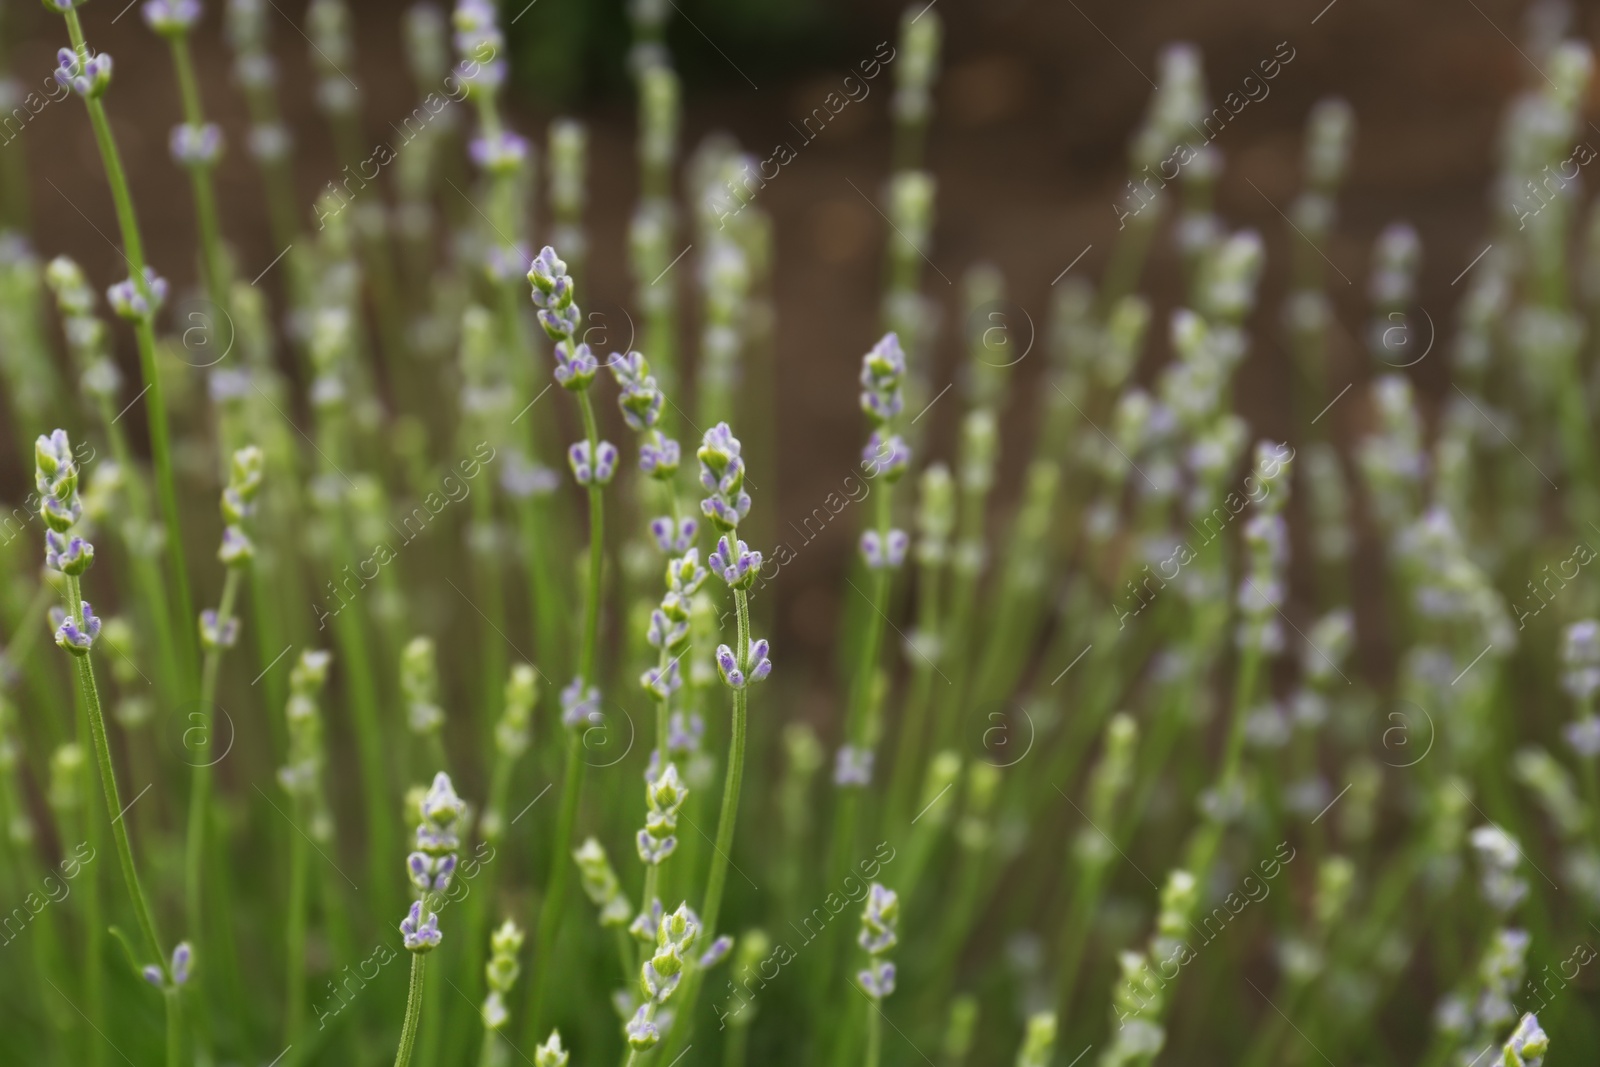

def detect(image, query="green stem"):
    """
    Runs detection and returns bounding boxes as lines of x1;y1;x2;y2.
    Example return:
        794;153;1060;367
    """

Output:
525;735;584;1043
394;952;428;1067
186;567;242;953
62;9;198;689
284;800;309;1053
659;588;750;1060
63;573;171;1024
865;1002;882;1067
526;388;606;1041
167;34;231;311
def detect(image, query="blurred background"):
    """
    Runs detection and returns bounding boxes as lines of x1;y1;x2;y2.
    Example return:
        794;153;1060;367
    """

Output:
0;0;1554;690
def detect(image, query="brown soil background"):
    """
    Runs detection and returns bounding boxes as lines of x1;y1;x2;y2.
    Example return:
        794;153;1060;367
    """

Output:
0;0;1567;678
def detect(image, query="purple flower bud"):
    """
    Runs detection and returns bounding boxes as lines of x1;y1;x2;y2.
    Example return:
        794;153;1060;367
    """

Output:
170;941;192;985
55;601;101;657
552;339;597;389
649;515;696;554
400;900;442;953
44;530;94;575
106;268;168;321
834;744;874;787
560;677;601;729
169;122;223;167
858;960;897;999
198;608;240;651
667;712;704;754
639;435;681;480
636;828;677;864
640;660;682;700
859;332;907;428
527;246;571;305
484;242;530;284
747;639;772;683
143;0;202;35
862;431;911;481
142;964;164;986
469;130;529;174
699;935;734;968
55;48;113;99
709;534;762;589
567;439;617;486
714;644;744;689
860;529;909;570
646;609;688;651
625;1004;660;1049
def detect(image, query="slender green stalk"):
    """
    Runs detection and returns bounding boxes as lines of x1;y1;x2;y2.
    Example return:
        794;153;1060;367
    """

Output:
394;952;428;1067
526;390;606;1039
185;568;242;949
658;589;750;1061
866;1005;882;1067
63;573;173;1050
284;799;310;1051
60;9;198;688
165;33;230;311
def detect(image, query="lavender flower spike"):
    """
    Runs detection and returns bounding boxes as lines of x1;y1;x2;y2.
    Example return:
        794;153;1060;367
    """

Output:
856;882;899;1001
169;122;224;167
698;422;752;532
106;267;169;321
560;678;601;728
567;439;617;486
535;1030;569;1067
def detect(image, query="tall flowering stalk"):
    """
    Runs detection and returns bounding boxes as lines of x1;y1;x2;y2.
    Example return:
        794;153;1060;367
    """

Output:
36;429;181;1064
478;919;523;1067
658;421;770;1058
524;244;615;1037
48;1;198;689
143;0;230;314
183;445;262;1033
394;772;467;1067
857;883;899;1067
277;649;334;1050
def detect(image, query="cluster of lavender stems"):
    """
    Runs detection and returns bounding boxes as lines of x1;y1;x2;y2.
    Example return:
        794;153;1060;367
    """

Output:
7;2;1600;1066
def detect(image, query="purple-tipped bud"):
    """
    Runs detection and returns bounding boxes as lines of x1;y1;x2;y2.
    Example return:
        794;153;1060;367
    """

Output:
640;660;682;700
400;900;442;953
170;942;192;985
667;712;704;754
55;602;101;657
169;122;223;167
552;340;598;389
143;0;202;34
106;268;168;321
835;744;874;787
625;1004;660;1049
699;935;734;968
560;678;601;729
639;435;681;480
218;525;254;566
527;246;571;304
1566;716;1600;757
860;529;909;570
44;530;94;575
709;535;762;589
55;48;113;99
859;960;897;999
469;130;529;175
198;608;240;651
142;964;164;986
649;515;696;553
862;432;911;481
646;609;689;652
567;439;618;486
714;644;744;689
636;827;678;864
747;639;772;683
